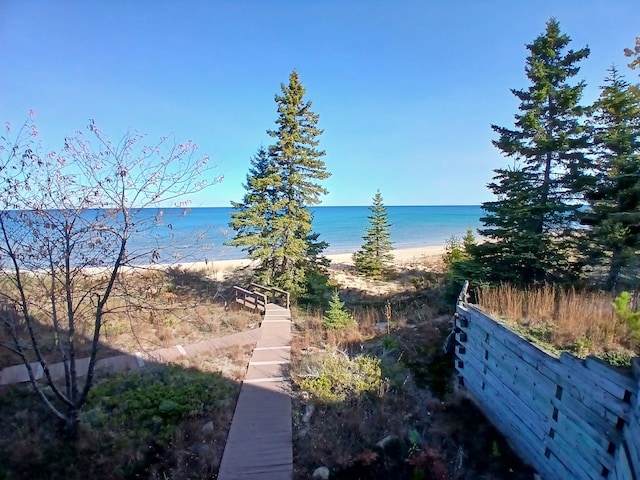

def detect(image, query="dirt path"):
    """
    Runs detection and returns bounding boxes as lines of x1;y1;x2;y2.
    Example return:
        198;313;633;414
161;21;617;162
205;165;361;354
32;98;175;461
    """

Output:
0;327;262;385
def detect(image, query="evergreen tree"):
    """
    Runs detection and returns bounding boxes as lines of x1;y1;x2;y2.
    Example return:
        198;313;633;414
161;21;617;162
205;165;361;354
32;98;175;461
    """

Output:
228;147;280;270
473;167;560;284
580;67;640;290
353;190;394;279
228;71;330;296
443;229;487;302
323;290;355;329
474;18;590;285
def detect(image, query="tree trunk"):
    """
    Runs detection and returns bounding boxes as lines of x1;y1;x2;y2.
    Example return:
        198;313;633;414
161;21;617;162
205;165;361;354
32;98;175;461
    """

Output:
63;405;80;440
538;95;555;235
605;250;624;291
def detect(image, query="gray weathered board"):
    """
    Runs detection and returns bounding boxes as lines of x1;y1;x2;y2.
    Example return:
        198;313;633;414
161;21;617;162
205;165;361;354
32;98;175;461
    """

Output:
455;293;639;480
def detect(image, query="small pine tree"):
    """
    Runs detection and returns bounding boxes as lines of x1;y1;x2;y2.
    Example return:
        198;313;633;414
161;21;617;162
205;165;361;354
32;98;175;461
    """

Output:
323;291;354;329
353;190;394;279
612;291;640;344
443;229;487;302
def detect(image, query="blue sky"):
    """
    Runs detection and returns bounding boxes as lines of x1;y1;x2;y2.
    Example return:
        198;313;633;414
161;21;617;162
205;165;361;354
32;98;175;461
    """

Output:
1;1;637;207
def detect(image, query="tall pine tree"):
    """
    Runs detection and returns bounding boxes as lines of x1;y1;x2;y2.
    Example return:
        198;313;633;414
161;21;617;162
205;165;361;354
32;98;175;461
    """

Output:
353;190;394;279
472;167;554;284
228;147;279;268
580;67;640;290
475;18;590;285
228;71;330;296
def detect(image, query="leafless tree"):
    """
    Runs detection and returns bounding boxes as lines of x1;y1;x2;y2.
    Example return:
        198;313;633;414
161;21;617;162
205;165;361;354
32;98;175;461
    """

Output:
0;113;220;437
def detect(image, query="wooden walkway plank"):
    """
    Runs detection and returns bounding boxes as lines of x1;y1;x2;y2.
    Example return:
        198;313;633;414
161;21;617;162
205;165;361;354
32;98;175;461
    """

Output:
250;347;290;364
218;303;293;480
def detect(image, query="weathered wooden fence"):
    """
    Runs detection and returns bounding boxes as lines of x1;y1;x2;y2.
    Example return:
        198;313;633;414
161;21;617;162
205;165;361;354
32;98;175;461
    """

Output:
454;284;640;480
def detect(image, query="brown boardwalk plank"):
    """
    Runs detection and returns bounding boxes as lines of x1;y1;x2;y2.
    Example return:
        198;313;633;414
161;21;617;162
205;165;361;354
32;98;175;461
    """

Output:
218;303;293;480
250;347;290;364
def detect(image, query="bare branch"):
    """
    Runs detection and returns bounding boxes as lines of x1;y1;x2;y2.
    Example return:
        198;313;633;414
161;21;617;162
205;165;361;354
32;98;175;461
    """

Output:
0;116;217;436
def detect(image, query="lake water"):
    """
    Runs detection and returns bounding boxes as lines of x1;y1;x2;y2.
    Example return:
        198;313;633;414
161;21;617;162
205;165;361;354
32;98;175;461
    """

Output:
125;205;484;263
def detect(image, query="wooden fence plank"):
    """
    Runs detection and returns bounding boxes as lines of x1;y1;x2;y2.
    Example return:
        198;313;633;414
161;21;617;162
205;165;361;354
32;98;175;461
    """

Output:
543;427;602;480
622;418;640;476
559;353;633;404
462;338;552;430
455;299;640;480
613;443;635;480
462;355;548;442
461;368;546;470
551;409;613;475
471;329;559;400
584;356;635;394
550;395;621;457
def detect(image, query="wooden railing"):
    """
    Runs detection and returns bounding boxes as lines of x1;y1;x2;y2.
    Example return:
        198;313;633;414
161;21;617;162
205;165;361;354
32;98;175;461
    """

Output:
248;283;290;309
232;286;267;313
231;283;290;313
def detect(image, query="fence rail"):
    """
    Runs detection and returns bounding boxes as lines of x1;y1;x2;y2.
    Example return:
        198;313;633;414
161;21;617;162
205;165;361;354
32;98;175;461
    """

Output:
232;283;290;313
248;283;290;309
232;286;267;313
454;282;639;480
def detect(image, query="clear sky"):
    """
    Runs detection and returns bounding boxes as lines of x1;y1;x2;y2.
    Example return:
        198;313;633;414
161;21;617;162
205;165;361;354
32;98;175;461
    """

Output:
1;1;637;207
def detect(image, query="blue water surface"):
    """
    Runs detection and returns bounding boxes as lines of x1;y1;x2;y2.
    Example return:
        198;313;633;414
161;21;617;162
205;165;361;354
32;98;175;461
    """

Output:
123;205;483;263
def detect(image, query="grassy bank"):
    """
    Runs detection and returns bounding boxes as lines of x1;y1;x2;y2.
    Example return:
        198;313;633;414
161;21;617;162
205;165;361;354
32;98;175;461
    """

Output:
0;345;252;480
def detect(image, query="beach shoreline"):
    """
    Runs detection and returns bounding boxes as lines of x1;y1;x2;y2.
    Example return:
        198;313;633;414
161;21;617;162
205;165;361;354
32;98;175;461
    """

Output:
169;245;446;280
68;245;447;280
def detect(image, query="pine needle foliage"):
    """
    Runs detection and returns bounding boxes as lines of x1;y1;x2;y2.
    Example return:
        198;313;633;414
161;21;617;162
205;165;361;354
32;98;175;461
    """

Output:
323;290;355;329
578;67;640;291
612;291;640;344
228;71;330;297
353;190;394;279
474;18;590;285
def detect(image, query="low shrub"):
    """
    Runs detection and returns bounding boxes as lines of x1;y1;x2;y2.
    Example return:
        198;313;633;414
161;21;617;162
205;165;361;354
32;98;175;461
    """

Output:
297;353;382;403
612;291;640;346
86;364;237;445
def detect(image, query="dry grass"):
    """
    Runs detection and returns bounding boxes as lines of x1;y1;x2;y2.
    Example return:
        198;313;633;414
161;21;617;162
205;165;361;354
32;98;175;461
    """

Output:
476;284;636;357
292;304;389;355
172;344;254;382
290;264;534;479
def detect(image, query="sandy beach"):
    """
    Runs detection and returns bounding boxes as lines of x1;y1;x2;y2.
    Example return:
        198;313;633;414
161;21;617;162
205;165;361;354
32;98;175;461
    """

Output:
325;245;445;269
175;245;446;280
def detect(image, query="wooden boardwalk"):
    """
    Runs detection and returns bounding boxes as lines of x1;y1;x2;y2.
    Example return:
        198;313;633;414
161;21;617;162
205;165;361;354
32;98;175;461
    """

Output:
218;303;293;480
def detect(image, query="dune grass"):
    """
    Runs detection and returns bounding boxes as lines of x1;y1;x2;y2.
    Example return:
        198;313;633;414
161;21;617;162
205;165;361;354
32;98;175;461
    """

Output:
476;284;637;364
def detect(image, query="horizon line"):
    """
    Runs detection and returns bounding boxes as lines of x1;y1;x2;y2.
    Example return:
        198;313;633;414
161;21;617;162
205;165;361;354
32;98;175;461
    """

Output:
186;204;483;209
